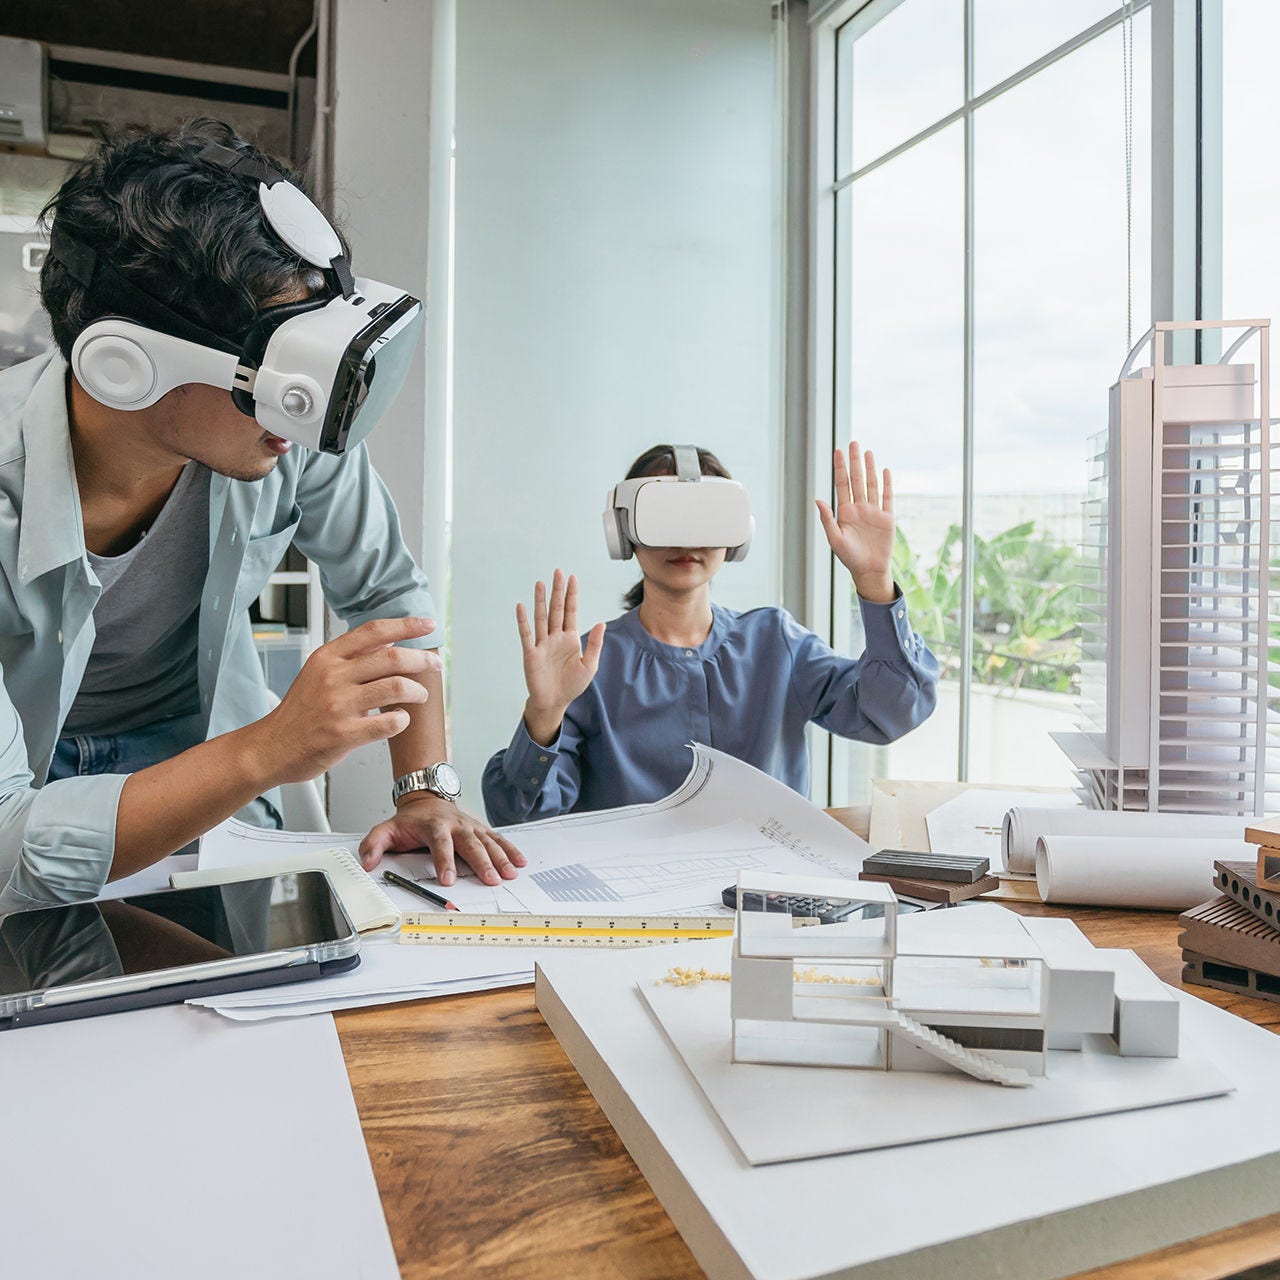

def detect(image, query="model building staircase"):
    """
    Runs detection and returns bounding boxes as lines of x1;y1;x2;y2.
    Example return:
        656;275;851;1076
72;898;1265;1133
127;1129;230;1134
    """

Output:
887;1009;1033;1088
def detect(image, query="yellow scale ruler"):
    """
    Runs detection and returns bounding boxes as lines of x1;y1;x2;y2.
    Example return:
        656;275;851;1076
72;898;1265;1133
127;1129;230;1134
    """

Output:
398;912;734;947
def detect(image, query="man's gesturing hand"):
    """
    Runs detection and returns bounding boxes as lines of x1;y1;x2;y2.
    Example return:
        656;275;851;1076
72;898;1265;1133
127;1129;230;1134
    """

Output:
251;617;441;786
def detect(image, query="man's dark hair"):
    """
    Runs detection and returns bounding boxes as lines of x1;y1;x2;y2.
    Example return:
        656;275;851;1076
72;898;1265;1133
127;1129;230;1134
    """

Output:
39;118;339;360
621;444;732;611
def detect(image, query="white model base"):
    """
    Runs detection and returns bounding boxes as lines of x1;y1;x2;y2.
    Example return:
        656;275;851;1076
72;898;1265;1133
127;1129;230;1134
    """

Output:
536;938;1280;1280
640;952;1228;1165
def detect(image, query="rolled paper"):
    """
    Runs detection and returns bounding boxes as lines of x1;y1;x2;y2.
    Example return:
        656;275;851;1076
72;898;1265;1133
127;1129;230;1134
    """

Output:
1034;834;1253;910
1004;808;1250;876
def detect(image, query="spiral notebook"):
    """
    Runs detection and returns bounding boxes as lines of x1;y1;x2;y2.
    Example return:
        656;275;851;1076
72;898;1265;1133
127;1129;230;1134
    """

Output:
171;847;401;934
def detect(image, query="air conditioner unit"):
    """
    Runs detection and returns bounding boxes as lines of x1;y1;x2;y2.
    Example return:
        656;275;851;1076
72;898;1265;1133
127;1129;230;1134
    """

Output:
0;37;47;151
1056;319;1278;815
0;215;52;370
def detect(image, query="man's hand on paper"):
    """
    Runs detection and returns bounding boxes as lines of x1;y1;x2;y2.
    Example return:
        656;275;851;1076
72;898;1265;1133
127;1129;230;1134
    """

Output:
518;569;606;747
814;441;896;605
250;617;443;785
358;793;526;887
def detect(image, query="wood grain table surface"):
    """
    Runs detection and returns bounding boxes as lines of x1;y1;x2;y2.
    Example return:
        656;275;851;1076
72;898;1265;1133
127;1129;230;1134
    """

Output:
334;806;1280;1280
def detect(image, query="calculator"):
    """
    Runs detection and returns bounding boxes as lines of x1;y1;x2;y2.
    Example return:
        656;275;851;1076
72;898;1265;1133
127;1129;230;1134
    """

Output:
720;886;919;922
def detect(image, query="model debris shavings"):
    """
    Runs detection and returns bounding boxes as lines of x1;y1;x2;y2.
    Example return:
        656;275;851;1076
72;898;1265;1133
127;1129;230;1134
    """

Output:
657;966;881;988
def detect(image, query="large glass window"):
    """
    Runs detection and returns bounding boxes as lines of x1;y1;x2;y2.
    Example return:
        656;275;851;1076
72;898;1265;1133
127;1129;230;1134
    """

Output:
1220;0;1280;329
972;1;1122;94
841;125;964;786
843;0;963;172
969;18;1152;786
827;1;1152;801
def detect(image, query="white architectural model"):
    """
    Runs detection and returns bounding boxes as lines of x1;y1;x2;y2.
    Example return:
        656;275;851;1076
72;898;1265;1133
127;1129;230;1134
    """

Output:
1058;319;1278;815
728;873;1179;1087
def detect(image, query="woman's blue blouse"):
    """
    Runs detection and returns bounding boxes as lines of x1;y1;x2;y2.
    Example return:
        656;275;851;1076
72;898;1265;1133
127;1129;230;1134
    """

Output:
482;594;939;826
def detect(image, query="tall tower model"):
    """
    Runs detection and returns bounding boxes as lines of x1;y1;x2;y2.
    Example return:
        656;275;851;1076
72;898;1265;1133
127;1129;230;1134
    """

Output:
1057;320;1278;815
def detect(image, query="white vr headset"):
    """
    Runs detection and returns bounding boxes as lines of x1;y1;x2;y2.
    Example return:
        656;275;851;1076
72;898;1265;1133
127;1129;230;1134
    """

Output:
52;142;424;456
603;445;753;562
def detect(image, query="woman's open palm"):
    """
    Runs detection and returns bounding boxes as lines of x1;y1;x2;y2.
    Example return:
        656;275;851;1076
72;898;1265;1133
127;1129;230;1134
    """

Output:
517;569;606;713
815;441;895;596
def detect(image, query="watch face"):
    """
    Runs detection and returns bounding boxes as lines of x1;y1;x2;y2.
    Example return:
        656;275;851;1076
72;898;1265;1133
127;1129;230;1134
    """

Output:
432;763;462;798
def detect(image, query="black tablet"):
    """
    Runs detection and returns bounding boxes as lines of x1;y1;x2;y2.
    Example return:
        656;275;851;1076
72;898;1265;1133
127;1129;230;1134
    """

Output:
0;871;360;1030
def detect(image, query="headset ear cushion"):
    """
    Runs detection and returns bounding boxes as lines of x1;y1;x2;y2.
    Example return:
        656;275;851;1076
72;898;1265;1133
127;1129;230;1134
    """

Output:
73;327;159;409
602;509;633;560
726;516;755;563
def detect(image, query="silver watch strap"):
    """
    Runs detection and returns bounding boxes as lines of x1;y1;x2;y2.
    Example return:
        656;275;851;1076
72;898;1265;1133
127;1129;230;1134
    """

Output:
392;763;462;805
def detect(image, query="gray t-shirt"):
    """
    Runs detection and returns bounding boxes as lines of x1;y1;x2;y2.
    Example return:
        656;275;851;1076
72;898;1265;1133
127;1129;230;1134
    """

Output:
63;463;211;736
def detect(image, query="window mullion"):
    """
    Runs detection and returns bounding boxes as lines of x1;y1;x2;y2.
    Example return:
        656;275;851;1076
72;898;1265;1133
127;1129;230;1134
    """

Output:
958;0;976;781
1198;0;1223;347
1151;0;1202;361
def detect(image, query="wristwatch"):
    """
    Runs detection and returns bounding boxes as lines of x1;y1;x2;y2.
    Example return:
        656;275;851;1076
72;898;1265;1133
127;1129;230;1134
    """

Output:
392;763;462;806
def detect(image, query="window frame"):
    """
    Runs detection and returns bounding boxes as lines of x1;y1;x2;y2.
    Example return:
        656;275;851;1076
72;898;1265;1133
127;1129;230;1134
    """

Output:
804;0;1212;803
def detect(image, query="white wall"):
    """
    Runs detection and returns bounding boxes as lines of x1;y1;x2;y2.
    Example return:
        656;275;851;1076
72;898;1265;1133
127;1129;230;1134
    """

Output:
450;0;781;807
326;0;448;831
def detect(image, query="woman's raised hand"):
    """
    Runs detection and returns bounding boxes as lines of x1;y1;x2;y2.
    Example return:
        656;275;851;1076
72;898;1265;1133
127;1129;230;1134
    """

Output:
815;441;896;604
518;569;607;746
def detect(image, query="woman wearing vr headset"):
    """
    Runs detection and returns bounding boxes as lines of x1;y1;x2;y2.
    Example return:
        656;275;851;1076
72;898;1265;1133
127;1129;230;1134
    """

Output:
482;442;939;824
0;120;522;913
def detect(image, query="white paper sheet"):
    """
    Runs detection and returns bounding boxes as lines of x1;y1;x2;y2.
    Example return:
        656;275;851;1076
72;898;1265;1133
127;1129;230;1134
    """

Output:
870;779;1075;860
1035;833;1251;909
503;818;846;914
202;749;870;920
198;817;506;912
199;817;366;865
95;852;197;900
204;973;531;1020
925;789;1078;871
499;745;872;909
1003;807;1250;875
193;749;872;1019
189;934;539;1017
0;1006;397;1279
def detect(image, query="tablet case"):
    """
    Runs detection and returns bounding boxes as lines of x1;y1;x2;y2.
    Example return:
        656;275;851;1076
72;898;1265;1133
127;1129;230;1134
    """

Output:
0;951;360;1030
0;871;360;1031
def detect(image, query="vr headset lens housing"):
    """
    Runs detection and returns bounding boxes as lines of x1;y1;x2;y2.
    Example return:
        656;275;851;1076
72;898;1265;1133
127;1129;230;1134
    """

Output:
628;477;752;549
604;471;754;561
329;296;424;453
249;279;424;453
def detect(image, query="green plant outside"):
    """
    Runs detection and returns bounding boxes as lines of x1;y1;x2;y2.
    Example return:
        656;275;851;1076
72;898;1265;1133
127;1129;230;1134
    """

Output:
888;520;1080;694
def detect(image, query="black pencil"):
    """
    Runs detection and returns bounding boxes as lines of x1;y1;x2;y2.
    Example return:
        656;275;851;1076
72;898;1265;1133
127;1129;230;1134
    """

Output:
382;869;460;911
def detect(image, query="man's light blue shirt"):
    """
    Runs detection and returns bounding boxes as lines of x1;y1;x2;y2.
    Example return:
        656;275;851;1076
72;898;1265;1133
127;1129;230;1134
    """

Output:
482;598;939;825
0;351;438;913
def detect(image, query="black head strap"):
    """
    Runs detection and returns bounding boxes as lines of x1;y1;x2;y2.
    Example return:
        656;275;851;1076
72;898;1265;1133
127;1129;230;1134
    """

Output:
196;140;288;188
48;224;245;358
47;223;97;288
329;255;355;298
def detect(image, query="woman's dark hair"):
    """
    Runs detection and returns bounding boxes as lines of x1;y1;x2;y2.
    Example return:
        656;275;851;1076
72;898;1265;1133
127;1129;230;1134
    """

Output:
39;118;339;360
621;444;732;611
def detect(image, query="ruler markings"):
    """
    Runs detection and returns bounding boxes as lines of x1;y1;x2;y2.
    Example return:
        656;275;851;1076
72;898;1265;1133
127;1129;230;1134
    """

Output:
397;911;733;947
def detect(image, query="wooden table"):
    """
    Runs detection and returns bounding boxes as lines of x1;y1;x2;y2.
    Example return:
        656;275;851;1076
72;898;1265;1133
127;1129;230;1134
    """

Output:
335;875;1280;1279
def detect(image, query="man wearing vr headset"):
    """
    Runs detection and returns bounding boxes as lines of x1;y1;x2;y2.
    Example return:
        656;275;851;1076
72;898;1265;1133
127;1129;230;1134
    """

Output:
0;120;522;913
482;442;938;824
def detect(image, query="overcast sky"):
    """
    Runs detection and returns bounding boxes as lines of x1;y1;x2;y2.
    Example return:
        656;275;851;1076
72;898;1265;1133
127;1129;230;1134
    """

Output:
844;1;1152;505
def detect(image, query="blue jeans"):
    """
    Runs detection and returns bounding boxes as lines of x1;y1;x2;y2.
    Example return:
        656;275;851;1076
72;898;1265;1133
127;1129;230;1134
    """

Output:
48;712;283;831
